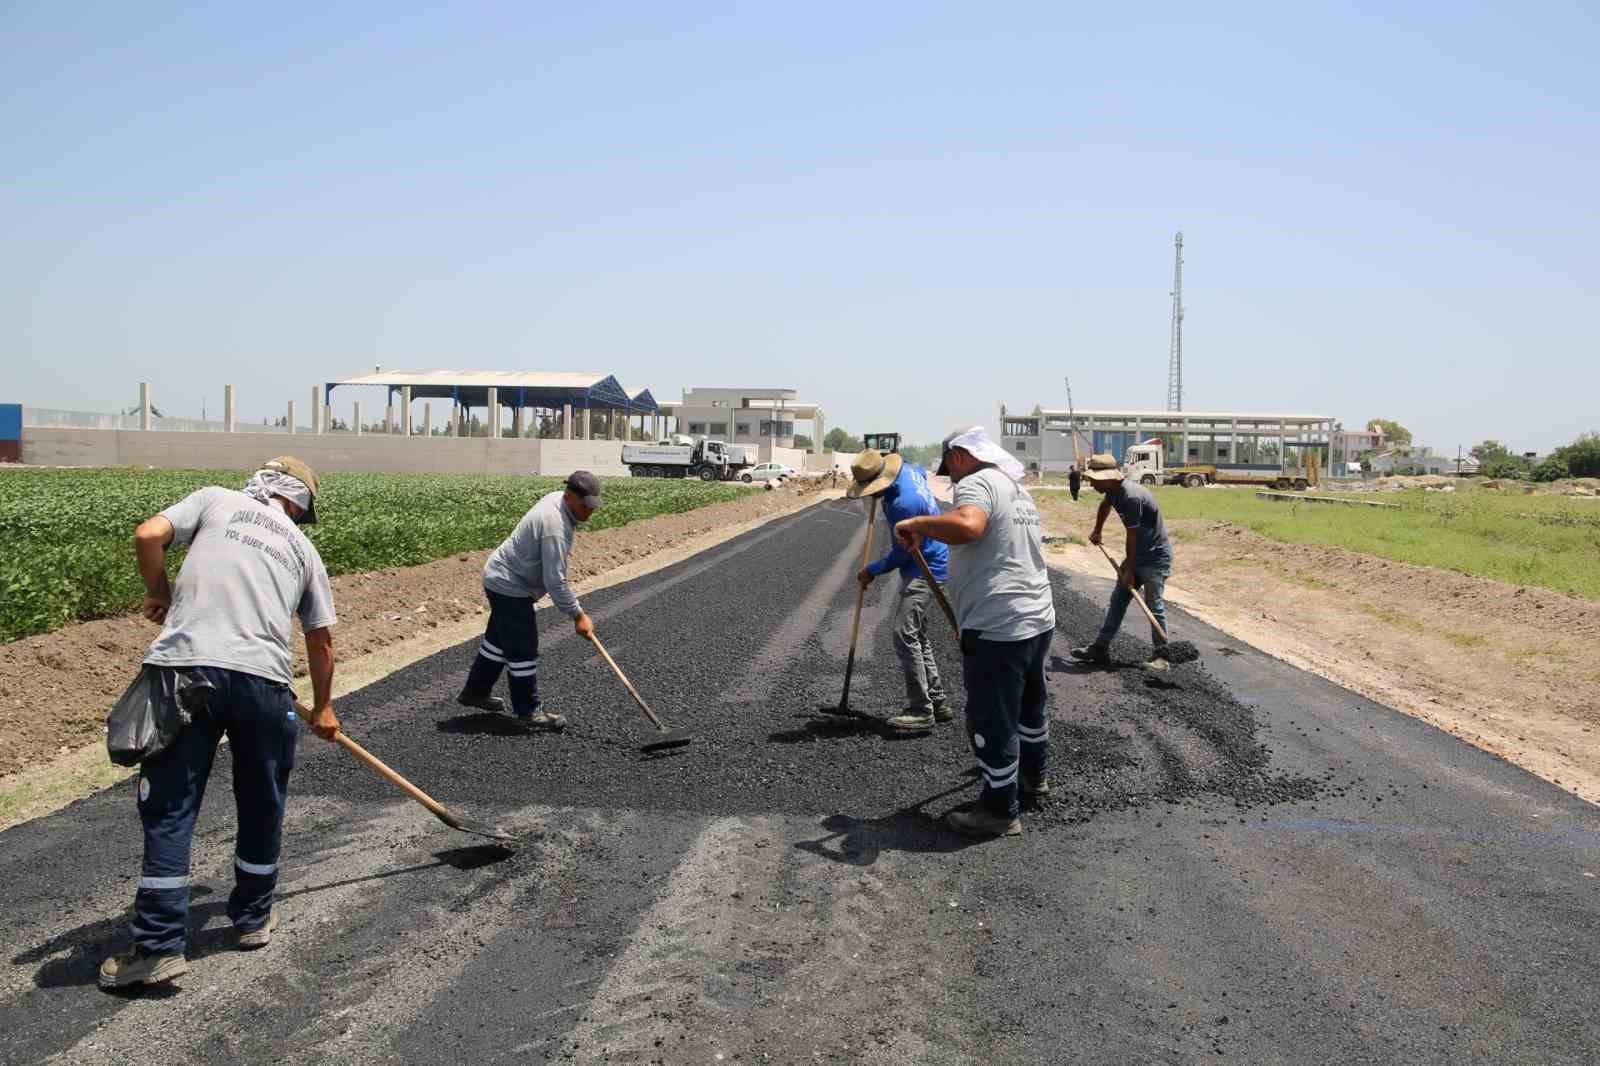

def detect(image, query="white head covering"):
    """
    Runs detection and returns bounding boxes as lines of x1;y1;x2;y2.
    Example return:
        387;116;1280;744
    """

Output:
242;468;312;514
943;425;1026;481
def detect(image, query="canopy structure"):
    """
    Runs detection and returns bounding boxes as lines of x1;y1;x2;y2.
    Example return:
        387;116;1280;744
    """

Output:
325;370;632;412
627;388;660;414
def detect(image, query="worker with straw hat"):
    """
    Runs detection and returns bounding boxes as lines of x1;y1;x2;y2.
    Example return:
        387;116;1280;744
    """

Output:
848;448;952;733
1071;453;1173;665
893;427;1055;838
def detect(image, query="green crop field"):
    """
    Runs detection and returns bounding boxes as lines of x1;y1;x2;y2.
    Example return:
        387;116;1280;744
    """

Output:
1038;485;1600;601
0;468;750;642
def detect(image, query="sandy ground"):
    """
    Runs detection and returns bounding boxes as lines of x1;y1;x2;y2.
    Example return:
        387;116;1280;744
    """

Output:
1035;494;1600;806
0;478;839;823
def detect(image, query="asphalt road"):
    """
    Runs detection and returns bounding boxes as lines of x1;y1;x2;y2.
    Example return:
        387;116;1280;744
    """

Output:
3;498;1598;1064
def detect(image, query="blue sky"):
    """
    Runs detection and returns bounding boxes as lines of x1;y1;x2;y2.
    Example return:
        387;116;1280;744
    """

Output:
4;1;1596;452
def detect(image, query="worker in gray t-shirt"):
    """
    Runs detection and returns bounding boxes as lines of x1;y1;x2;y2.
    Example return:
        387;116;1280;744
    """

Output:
1071;452;1174;665
894;427;1056;840
102;456;339;991
457;471;600;731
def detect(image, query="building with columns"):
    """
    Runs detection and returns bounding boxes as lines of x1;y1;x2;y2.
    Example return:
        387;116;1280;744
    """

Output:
657;387;824;462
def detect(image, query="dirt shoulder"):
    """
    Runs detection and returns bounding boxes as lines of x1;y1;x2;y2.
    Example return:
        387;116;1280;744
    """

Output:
0;479;838;817
1037;494;1600;805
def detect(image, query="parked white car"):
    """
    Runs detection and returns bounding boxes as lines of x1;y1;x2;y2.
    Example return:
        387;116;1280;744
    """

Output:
741;462;795;484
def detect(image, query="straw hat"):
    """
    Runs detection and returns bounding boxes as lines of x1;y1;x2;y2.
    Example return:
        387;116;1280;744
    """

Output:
1084;452;1124;483
846;448;903;498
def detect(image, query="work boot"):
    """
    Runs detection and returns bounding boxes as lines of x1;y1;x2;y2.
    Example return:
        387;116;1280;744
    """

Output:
237;904;278;950
886;709;935;733
1020;768;1051;800
1069;642;1110;665
98;948;188;990
514;710;566;732
457;691;507;714
946;807;1022;838
932;701;955;724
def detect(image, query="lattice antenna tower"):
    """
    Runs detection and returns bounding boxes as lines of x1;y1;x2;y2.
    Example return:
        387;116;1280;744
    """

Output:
1166;231;1184;411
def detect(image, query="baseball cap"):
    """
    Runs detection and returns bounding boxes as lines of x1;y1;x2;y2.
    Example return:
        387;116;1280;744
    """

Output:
262;455;320;524
565;470;603;510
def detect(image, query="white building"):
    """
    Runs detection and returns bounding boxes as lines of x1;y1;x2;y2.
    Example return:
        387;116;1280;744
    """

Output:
1370;447;1480;476
659;387;825;465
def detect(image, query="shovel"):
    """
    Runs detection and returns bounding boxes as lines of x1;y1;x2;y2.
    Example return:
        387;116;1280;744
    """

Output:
820;495;881;722
1093;544;1200;665
332;730;518;842
587;632;693;752
911;544;959;635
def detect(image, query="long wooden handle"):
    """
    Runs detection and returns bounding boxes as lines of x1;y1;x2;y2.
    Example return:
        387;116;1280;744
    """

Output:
334;731;453;821
1096;542;1169;643
912;545;959;634
846;496;878;652
588;632;667;731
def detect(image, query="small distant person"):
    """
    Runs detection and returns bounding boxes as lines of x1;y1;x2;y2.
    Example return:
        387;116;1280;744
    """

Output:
101;457;339;990
1069;462;1082;501
893;427;1055;838
1071;453;1173;665
848;448;952;733
457;471;601;730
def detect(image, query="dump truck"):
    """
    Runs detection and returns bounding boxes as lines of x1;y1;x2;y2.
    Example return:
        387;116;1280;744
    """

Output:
622;436;755;481
1122;443;1320;490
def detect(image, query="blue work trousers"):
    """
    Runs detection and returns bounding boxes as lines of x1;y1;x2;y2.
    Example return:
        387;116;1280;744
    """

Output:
961;630;1053;819
462;588;542;716
1096;560;1171;648
131;667;299;955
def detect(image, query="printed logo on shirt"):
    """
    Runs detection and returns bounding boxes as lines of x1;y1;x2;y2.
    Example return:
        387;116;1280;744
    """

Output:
224;507;307;579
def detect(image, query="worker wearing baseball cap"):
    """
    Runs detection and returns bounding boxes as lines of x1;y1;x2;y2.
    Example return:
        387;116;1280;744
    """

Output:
101;456;340;989
457;471;601;730
894;427;1055;838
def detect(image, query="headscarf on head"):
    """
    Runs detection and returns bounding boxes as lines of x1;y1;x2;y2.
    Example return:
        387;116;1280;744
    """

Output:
944;426;1026;482
242;468;313;519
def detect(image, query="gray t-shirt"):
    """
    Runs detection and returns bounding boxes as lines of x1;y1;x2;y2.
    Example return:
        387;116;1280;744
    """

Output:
481;491;583;617
1111;482;1172;566
144;487;337;684
947;468;1056;642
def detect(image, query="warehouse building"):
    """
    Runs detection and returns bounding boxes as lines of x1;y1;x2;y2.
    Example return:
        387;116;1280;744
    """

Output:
999;404;1337;475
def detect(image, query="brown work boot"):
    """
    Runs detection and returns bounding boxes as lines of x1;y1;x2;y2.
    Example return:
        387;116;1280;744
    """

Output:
237;904;278;950
514;710;566;732
457;691;507;714
99;948;188;990
1020;768;1051;800
945;807;1022;838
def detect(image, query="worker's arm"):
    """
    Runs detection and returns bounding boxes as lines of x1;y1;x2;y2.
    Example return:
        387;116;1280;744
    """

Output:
303;626;340;740
134;515;175;623
1087;497;1112;546
894;504;988;550
540;534;594;637
1121;528;1139;586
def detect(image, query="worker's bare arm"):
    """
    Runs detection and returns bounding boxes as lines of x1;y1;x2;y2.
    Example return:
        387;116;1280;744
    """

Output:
894;505;988;550
304;626;340;740
1088;497;1112;546
1121;528;1139;585
134;516;176;623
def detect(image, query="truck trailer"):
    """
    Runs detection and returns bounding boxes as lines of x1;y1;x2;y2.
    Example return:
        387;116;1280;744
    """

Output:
1122;443;1320;490
622;436;755;481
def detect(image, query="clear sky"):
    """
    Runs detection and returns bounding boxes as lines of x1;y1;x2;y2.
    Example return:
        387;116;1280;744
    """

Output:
5;2;1596;453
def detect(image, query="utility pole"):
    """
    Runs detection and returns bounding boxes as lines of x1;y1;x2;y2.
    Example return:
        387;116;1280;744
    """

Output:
1166;231;1184;412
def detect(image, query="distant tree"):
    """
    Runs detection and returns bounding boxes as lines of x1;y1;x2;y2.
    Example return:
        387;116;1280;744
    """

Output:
900;443;942;467
1531;455;1571;483
1553;432;1600;478
1480;453;1532;480
823;428;862;453
1367;419;1412;446
1470;439;1511;463
792;434;814;451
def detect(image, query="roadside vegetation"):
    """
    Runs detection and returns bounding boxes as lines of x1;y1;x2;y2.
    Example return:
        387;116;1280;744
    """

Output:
0;468;748;641
1039;484;1600;601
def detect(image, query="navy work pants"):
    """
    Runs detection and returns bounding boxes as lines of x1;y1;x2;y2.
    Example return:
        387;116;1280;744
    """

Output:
462;588;542;717
132;666;299;955
961;630;1053;819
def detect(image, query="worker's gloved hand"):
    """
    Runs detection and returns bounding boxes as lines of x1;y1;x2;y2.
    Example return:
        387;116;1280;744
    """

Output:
307;702;340;741
142;593;170;624
1088;529;1102;546
857;567;875;588
575;612;595;639
893;520;922;552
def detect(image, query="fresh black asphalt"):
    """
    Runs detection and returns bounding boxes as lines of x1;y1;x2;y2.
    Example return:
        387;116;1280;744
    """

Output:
2;498;1597;1063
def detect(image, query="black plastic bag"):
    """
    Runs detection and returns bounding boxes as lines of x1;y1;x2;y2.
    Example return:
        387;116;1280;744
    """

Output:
106;666;212;767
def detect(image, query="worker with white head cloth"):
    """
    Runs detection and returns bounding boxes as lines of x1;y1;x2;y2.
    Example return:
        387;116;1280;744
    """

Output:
892;426;1055;838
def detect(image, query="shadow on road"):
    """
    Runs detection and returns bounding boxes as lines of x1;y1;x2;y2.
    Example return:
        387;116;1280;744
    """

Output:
767;712;931;744
436;712;537;736
794;771;989;866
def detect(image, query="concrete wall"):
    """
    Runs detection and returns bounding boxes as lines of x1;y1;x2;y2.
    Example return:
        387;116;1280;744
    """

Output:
20;427;628;477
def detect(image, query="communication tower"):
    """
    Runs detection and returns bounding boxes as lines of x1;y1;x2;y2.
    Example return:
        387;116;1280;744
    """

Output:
1167;231;1184;411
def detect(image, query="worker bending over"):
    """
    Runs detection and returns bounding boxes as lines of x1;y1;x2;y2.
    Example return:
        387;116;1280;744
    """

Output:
894;427;1055;838
457;471;600;730
1071;453;1173;665
101;457;339;989
849;448;952;733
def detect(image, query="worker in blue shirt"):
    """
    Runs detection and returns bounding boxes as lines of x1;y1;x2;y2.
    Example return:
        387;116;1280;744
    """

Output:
849;449;952;732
